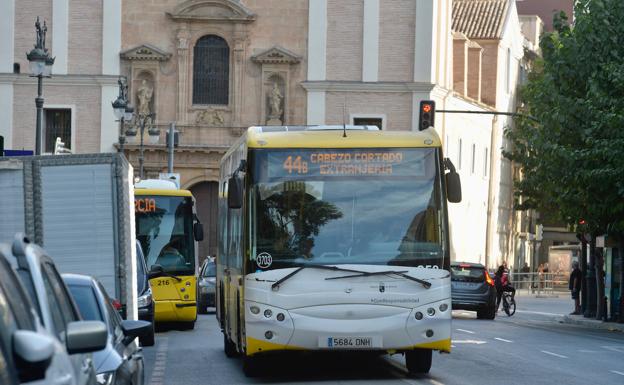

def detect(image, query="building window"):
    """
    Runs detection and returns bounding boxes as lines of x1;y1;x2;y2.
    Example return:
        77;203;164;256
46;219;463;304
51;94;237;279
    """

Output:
471;143;476;174
193;35;229;105
483;147;489;177
506;47;511;94
353;117;383;129
44;109;71;153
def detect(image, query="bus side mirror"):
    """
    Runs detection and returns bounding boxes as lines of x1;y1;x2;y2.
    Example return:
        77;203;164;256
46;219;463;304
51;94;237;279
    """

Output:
228;176;243;209
194;222;204;241
446;171;462;203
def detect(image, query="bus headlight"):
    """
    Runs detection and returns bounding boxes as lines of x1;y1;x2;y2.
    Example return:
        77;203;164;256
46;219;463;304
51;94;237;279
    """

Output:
250;306;260;315
137;288;152;308
439;303;448;312
264;309;273;318
427;307;436;316
414;312;423;320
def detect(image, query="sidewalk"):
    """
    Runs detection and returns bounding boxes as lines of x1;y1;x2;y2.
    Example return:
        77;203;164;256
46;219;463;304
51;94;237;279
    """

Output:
514;292;624;332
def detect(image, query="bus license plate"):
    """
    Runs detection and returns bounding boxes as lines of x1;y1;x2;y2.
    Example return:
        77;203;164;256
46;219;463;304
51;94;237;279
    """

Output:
320;336;382;349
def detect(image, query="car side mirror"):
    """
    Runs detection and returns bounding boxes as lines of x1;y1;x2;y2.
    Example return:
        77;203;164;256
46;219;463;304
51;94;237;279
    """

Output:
13;330;55;382
148;264;164;280
120;320;152;345
446;171;462;203
228;175;243;209
194;222;204;242
66;321;107;354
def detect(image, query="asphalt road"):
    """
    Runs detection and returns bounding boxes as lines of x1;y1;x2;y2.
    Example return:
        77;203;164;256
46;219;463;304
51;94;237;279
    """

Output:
142;308;624;385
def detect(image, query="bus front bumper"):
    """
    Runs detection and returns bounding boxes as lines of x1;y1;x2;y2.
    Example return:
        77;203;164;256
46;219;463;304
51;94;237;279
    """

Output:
244;300;451;356
154;300;197;322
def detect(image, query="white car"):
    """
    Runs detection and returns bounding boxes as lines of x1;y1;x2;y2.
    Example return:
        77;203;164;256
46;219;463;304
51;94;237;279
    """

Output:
1;234;108;385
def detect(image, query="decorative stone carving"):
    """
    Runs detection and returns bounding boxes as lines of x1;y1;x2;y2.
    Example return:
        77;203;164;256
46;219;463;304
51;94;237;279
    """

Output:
196;109;225;126
176;28;190;50
167;0;256;23
120;44;172;61
252;46;302;65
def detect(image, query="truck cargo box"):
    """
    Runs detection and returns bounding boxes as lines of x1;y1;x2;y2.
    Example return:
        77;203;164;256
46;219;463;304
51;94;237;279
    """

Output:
0;153;137;319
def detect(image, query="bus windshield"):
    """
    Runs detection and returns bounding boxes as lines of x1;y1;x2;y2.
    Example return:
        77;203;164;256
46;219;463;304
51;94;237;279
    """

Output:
249;148;446;272
135;195;195;275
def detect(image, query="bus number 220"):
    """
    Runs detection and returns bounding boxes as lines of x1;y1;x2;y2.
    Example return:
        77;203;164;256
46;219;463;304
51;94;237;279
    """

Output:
283;156;309;174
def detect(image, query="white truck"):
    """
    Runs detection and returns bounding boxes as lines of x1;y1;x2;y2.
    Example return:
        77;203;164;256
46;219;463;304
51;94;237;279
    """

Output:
0;153;138;319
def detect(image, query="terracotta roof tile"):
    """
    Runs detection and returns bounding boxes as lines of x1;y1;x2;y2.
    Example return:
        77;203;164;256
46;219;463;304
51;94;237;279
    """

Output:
452;0;510;39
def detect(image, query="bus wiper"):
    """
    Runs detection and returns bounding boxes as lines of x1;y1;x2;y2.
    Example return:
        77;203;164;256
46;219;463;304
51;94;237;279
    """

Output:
271;265;370;290
160;271;182;282
326;270;432;289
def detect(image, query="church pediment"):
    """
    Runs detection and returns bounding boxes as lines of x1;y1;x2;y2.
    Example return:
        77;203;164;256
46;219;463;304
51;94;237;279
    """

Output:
120;44;172;61
167;0;256;23
251;46;301;65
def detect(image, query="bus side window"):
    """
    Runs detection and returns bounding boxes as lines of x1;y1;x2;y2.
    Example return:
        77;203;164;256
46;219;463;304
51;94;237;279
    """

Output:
219;180;229;268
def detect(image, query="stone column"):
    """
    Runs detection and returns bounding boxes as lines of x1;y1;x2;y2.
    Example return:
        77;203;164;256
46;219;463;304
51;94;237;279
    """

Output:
176;26;190;124
231;26;246;129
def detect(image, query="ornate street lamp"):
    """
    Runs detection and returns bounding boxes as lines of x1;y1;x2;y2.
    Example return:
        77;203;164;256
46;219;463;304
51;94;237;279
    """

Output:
112;77;134;152
26;17;54;155
124;113;159;179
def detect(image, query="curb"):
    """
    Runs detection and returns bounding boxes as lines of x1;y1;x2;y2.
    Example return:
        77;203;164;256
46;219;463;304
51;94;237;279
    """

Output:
559;315;624;332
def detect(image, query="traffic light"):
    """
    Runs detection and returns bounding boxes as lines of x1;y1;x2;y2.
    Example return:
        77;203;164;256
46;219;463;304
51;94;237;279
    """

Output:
419;100;436;131
166;130;179;148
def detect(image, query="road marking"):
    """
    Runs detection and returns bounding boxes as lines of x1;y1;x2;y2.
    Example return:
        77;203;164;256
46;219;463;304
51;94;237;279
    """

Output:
515;310;565;317
494;337;513;343
578;349;598;353
150;337;169;385
456;328;475;334
601;345;624;353
610;370;624;376
541;350;568;359
452;339;487;345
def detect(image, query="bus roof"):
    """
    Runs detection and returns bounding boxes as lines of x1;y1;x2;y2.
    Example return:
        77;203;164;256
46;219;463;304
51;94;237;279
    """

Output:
134;188;193;197
243;126;442;149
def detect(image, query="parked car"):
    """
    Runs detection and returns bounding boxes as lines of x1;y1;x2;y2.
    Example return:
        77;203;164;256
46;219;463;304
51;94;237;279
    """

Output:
2;234;108;385
450;262;497;319
0;248;58;385
197;257;216;314
63;274;150;385
135;241;155;346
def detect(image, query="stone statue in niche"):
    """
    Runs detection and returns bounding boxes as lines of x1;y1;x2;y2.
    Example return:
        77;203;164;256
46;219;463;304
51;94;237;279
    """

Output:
266;82;283;125
137;79;153;116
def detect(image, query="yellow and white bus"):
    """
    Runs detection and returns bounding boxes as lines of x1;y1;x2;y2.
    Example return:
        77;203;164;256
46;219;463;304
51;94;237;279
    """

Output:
135;180;204;329
217;125;461;376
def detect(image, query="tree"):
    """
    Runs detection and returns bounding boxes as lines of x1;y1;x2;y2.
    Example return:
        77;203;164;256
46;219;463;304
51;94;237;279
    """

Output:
506;0;624;322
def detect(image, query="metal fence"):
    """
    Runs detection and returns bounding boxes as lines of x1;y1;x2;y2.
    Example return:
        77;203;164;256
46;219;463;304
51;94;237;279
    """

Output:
509;272;570;296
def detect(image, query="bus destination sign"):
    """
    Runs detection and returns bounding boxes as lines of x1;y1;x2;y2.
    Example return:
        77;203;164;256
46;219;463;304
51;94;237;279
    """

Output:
266;149;427;179
135;198;157;213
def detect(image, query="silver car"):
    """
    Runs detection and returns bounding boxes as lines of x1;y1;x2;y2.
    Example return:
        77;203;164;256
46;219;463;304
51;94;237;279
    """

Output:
64;274;148;385
1;234;108;385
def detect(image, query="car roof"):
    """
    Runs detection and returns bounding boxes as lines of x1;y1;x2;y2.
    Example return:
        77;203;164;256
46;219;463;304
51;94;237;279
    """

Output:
61;273;96;287
450;261;486;268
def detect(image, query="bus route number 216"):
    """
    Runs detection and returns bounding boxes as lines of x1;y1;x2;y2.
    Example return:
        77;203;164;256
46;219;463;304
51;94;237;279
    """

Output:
283;156;308;174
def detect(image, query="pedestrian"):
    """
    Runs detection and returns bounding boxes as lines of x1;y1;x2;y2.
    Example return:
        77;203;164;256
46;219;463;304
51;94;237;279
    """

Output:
537;263;544;290
569;261;582;315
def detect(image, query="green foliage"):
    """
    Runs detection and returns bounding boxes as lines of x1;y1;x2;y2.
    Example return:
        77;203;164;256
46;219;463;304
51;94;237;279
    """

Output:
506;0;624;236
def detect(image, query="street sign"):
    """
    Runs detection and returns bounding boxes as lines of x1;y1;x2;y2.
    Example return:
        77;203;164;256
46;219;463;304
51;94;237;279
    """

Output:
3;150;34;157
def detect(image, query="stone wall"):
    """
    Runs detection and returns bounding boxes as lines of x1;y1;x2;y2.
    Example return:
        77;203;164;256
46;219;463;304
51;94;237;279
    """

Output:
379;0;415;82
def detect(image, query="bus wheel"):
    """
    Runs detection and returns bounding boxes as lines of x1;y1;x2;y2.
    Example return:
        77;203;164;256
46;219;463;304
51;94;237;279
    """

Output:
242;355;263;377
405;349;432;375
223;332;238;358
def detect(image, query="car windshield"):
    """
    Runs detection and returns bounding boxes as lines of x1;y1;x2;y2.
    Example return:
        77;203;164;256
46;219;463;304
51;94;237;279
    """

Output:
249;148;446;272
202;262;216;277
136;245;147;294
66;285;103;322
451;266;485;283
135;195;195;275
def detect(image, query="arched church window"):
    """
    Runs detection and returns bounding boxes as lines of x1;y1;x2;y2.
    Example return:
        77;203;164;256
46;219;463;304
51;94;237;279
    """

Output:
193;35;229;105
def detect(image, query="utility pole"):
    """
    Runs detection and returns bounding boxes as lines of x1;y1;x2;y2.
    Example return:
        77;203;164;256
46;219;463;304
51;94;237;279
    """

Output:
168;123;175;173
